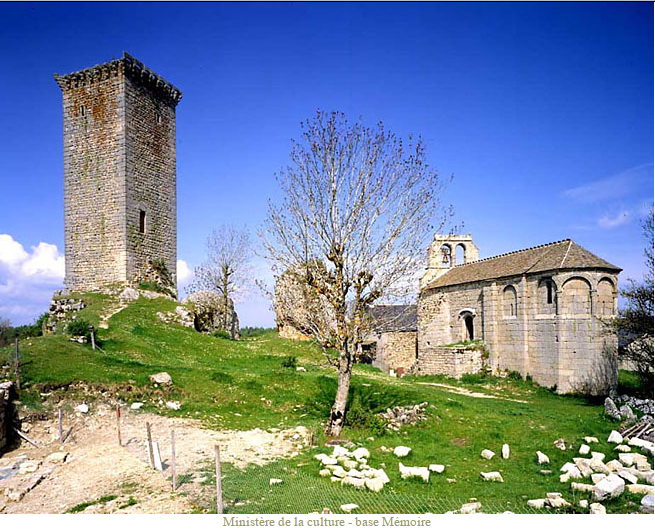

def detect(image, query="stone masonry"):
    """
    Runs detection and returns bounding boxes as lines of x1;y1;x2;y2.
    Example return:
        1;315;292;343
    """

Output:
417;237;621;394
54;53;182;293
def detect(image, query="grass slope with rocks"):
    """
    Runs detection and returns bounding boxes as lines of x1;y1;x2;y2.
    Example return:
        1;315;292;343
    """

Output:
1;291;651;514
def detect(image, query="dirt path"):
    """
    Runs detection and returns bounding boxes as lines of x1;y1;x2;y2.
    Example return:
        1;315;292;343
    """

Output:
415;382;529;403
0;404;310;514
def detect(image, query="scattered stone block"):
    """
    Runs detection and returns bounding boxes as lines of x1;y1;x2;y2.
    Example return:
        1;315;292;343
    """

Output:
149;372;172;386
342;460;358;470
502;444;510;459
553;438;566;451
429;464;445;474
627;484;654;495
331;446;350;458
393;446;411;457
269;478;283;486
617;469;638;484
605;460;623;472
352;447;370;460
119;287;140;301
578;444;590;455
590;451;605;462
527;499;546;509
591;473;606;484
641;494;654;514
75;403;89;413
589;503;606;514
398;463;429;482
480;471;503;482
481;449;495;460
547;497;571;508
131;402;144;410
619;405;636;422
593;474;625;501
574;458;593;477
604;398;621;420
45;452;68;464
319;469;331;477
579;499;588;508
536;451;549;464
571;482;595;493
628;437;654;455
584;437;599;444
166;401;181;410
365;477;385;492
18;461;40;474
615;444;631;453
607;430;623;444
341;476;365;489
460;501;481;514
340;503;358;513
618;453;634;467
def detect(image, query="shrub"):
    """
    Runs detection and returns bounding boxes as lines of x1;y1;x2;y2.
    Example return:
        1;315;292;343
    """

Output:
281;356;297;369
67;319;92;339
212;330;232;340
461;372;488;384
507;371;523;381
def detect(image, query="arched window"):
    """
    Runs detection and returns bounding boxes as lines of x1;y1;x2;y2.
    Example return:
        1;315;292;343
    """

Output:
538;278;557;315
455;244;466;265
597;278;615;316
503;285;517;318
561;277;591;315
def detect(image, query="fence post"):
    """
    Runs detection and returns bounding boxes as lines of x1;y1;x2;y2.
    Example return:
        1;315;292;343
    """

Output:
117;406;122;446
146;422;155;468
171;429;176;491
90;327;96;350
215;445;223;514
14;337;20;391
58;409;63;442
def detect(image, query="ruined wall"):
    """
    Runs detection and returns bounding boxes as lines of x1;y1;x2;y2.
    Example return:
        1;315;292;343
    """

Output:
413;346;483;378
55;54;181;293
372;331;418;372
417;270;620;393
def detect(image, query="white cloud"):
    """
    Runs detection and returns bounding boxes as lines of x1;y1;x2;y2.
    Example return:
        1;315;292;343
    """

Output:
176;259;194;294
563;163;653;203
0;234;64;325
598;210;631;229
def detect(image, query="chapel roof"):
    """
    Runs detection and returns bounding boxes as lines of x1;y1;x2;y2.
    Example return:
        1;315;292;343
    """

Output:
367;304;417;332
424;239;621;290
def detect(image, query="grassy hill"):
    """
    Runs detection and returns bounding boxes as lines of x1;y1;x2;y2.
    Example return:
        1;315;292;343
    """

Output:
1;292;649;513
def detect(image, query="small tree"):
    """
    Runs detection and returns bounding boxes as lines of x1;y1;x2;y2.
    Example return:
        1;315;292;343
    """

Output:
262;110;451;436
615;209;654;394
190;225;253;335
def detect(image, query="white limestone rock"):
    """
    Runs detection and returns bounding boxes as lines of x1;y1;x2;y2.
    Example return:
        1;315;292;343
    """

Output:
319;469;331;477
340;503;359;513
589;503;606;514
578;444;590;455
149;372;173;386
627;484;654;495
399;463;429;483
342;459;358;470
605;460;623;472
593;474;625;501
365;477;385;492
460;501;481;514
628;437;654;455
332;446;350;458
480;471;504;483
481;449;495;460
429;464;445;474
571;482;595;493
130;402;144;410
584;437;599;444
74;403;89;413
615;444;631;453
269;478;283;486
617;469;638;484
618;453;634;467
342;476;365;489
352;447;370;460
166;401;181;410
527;499;546;509
591;473;607;484
590;451;605;461
607;430;623;444
393;446;411;457
119;287;140;301
502;444;510;459
579;499;588;508
536;451;550;464
45;452;68;464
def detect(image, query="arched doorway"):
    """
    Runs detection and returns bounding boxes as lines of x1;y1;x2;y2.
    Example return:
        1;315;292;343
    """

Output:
460;311;475;341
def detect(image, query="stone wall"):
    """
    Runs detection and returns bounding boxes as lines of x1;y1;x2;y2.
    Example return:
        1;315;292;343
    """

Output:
55;53;181;293
413;346;483;378
1;381;16;455
371;331;418;373
417;270;620;394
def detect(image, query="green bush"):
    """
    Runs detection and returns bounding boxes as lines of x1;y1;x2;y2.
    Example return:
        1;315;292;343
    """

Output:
212;330;232;340
281;356;297;369
67;319;92;338
507;371;523;381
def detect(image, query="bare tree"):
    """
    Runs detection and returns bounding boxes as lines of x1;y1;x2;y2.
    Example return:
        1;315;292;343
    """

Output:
262;110;451;436
190;225;253;334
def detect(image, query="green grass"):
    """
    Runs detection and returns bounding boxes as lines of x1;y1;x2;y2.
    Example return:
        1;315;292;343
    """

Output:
2;292;651;513
66;494;117;513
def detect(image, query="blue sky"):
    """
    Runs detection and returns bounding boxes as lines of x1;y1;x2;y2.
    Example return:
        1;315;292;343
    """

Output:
0;2;652;326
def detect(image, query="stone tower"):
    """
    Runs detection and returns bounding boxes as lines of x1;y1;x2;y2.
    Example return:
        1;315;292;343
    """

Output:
420;234;479;288
54;53;182;293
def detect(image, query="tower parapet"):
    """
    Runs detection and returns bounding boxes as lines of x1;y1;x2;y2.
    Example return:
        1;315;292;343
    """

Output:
420;234;479;289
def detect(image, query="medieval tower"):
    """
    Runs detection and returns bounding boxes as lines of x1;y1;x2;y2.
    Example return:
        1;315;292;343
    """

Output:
54;53;182;293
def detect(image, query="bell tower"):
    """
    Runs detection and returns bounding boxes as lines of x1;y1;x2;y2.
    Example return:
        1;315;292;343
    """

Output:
420;234;479;288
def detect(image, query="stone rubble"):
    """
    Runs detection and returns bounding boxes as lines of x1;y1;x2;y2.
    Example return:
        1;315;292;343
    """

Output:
378;402;428;431
480;449;495;460
536;451;550;464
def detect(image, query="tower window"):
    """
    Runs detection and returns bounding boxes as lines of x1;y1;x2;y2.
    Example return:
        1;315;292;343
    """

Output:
547;281;553;304
139;210;146;234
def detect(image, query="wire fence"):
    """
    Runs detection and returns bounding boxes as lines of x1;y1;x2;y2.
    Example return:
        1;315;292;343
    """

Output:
210;464;554;515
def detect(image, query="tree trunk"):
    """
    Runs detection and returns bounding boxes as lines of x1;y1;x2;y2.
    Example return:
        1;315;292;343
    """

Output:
325;354;352;437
